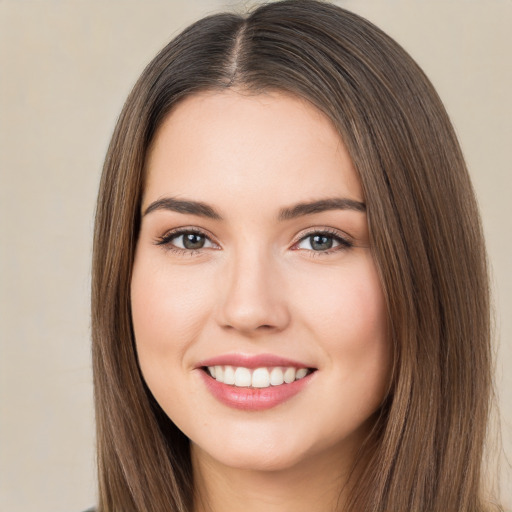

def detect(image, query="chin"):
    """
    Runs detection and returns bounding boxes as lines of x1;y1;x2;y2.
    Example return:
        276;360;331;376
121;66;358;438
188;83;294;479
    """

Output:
192;432;313;473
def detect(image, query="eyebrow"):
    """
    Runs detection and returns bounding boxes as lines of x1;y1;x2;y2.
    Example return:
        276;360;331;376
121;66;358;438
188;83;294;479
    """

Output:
143;196;366;220
278;197;366;220
143;197;223;219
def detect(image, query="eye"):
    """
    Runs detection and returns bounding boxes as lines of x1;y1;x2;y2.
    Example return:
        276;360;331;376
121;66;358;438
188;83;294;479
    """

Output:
294;231;352;252
156;229;217;252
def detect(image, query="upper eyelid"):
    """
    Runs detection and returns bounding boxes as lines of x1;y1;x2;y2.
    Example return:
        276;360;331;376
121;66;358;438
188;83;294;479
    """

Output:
158;226;216;241
292;226;352;244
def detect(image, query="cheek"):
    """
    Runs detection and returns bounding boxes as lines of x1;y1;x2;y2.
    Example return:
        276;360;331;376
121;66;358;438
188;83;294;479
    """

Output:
297;254;386;326
293;253;390;391
130;251;215;369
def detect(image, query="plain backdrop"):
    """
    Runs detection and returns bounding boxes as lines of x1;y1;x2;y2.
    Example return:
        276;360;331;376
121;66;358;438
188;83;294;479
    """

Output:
0;1;510;511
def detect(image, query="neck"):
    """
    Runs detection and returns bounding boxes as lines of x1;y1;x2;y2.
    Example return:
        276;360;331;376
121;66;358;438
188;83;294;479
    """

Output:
191;443;361;512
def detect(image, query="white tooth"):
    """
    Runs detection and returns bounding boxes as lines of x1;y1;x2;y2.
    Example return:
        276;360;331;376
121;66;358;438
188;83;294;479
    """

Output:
252;368;270;388
270;367;284;386
223;365;235;385
234;367;252;387
208;366;216;378
214;365;224;382
284;367;296;384
295;368;308;380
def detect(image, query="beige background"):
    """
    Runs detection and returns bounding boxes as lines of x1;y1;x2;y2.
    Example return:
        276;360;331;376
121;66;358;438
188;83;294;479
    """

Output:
0;1;510;511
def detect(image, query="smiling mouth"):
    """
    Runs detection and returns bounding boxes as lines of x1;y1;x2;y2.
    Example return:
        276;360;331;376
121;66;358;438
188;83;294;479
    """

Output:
203;365;316;389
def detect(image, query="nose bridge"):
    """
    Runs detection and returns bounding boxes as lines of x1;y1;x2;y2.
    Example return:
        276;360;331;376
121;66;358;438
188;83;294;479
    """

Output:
218;242;289;334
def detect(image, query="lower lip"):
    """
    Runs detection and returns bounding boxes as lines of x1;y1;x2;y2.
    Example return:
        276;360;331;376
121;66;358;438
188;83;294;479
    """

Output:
199;370;315;411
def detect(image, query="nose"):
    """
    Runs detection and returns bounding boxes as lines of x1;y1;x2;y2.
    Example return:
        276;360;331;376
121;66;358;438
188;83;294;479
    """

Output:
217;249;291;335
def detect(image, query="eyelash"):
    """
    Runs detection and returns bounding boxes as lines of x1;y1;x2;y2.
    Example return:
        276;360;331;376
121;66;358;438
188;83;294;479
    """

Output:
291;228;353;256
155;228;217;256
155;227;353;256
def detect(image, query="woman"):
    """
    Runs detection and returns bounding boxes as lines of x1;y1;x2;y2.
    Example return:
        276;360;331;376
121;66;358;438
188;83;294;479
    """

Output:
91;1;500;510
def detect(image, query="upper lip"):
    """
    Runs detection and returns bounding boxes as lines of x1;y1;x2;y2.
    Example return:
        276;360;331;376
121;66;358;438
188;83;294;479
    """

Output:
196;353;315;370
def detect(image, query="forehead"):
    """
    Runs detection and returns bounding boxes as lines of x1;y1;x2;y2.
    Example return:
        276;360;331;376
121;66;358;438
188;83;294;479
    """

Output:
143;90;363;210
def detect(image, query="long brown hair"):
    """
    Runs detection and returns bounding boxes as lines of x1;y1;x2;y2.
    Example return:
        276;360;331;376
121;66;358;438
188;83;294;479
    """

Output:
92;1;498;510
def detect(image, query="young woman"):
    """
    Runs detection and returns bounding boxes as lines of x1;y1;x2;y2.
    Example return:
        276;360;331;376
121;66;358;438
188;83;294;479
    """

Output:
91;1;501;510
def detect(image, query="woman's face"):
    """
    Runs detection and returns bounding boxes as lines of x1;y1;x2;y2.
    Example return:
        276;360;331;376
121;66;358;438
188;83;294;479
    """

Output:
131;90;391;473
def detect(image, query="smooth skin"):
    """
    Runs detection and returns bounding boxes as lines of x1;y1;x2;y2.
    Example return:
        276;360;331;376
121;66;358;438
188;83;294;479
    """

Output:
131;90;391;512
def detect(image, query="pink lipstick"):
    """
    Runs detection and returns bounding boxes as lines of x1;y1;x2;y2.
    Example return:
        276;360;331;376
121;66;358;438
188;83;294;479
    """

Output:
196;353;316;411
